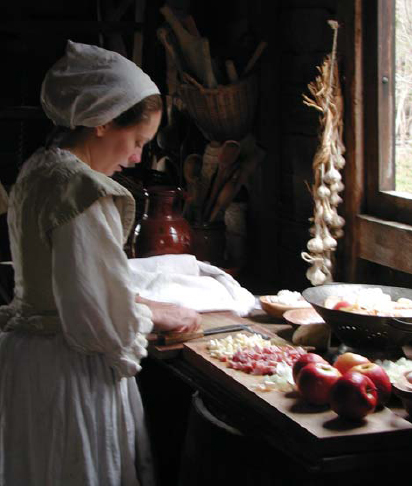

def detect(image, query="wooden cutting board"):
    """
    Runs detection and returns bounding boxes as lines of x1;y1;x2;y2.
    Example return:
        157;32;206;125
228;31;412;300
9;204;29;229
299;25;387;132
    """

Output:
148;311;284;359
182;339;412;463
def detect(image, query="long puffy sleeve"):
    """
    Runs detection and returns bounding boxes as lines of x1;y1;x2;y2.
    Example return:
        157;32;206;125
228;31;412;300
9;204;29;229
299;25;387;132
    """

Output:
51;196;153;379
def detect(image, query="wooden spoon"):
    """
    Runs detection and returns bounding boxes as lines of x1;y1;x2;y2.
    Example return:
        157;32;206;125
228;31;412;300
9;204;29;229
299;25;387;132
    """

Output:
209;145;266;222
182;154;203;219
203;140;240;222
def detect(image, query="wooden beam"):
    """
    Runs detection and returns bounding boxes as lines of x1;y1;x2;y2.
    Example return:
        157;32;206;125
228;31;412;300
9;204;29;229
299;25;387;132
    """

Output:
337;0;364;282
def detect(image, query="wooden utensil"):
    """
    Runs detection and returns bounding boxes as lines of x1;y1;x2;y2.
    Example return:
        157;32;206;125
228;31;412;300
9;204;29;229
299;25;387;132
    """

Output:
182;72;206;91
225;59;239;83
203;140;240;222
157;26;186;79
181;14;201;37
209;145;266;222
242;41;268;76
208;167;242;223
196;142;221;221
182;153;203;219
160;4;217;88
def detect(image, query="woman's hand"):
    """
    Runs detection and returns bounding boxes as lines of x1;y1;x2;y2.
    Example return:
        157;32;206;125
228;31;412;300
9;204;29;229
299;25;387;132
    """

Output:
136;295;202;333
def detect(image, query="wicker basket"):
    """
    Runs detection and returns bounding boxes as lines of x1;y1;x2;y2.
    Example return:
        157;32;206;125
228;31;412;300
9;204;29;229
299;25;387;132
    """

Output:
178;74;259;142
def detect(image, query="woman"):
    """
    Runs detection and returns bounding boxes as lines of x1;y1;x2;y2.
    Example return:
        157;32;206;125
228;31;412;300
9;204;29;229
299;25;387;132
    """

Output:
0;40;200;486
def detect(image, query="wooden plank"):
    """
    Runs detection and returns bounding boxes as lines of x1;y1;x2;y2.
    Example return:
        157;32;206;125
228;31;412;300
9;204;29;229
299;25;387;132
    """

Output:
337;0;364;282
183;340;412;462
358;214;412;274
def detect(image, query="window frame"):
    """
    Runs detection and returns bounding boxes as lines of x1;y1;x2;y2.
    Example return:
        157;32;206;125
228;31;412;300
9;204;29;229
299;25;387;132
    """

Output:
364;0;412;223
338;0;412;280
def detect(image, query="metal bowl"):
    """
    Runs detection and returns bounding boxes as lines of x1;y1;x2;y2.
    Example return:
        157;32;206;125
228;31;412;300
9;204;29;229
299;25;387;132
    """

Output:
302;283;412;349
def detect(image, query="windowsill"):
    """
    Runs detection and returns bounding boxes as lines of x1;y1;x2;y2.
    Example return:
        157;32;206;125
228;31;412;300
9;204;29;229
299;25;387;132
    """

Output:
358;214;412;274
383;190;412;200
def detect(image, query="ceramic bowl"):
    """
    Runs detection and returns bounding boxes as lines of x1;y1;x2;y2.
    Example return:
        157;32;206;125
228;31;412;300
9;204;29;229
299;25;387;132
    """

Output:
259;295;312;319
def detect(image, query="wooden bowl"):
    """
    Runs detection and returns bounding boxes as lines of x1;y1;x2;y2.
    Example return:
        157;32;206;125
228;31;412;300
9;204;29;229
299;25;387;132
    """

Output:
283;308;325;328
392;377;412;416
259;295;312;319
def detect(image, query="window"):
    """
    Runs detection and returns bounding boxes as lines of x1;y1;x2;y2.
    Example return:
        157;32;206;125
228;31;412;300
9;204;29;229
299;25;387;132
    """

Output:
339;0;412;279
395;0;412;193
364;0;412;223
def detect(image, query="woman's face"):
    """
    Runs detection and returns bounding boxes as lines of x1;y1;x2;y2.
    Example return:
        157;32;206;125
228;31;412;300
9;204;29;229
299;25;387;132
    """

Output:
91;110;162;176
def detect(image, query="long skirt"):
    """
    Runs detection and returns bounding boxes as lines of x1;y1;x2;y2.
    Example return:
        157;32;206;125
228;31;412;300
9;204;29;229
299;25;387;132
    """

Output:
0;332;155;486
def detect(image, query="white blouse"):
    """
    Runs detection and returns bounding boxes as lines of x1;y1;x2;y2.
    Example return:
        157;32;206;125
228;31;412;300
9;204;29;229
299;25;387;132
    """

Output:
51;196;153;379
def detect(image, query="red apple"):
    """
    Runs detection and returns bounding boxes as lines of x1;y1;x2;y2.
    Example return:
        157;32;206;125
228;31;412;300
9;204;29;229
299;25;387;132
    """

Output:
330;371;378;420
296;362;342;405
333;301;352;310
351;362;392;406
333;352;371;375
292;353;328;383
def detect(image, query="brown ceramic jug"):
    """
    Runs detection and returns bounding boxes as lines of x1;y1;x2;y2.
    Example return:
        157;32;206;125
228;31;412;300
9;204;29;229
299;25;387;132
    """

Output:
134;186;192;257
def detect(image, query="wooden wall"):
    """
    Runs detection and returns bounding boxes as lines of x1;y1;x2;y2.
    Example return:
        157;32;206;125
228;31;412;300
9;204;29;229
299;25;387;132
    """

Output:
0;0;342;294
243;0;338;292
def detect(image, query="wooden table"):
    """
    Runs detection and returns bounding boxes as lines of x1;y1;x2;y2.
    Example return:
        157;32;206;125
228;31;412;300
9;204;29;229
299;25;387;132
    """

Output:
142;310;412;486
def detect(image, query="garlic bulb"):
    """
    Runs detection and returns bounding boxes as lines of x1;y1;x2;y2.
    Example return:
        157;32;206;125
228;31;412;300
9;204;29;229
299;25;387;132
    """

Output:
323;166;342;184
317;185;331;199
307;236;324;253
330;181;344;193
306;263;327;286
322;227;337;250
334;154;346;170
330;213;345;229
322;257;332;269
315;200;324;218
333;228;344;239
322;205;334;225
330;192;342;206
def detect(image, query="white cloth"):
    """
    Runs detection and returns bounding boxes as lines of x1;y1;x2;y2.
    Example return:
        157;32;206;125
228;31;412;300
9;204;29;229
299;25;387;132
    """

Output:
41;40;160;128
128;254;256;316
0;198;155;486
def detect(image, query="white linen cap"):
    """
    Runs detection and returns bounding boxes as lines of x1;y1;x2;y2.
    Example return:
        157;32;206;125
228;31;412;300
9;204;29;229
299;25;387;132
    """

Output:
40;40;160;129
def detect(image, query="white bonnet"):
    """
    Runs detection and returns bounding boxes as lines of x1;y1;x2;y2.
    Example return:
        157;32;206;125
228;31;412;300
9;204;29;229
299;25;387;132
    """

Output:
40;40;160;128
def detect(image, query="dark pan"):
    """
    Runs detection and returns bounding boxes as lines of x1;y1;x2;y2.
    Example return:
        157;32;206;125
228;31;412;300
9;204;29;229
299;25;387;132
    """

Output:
302;283;412;349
